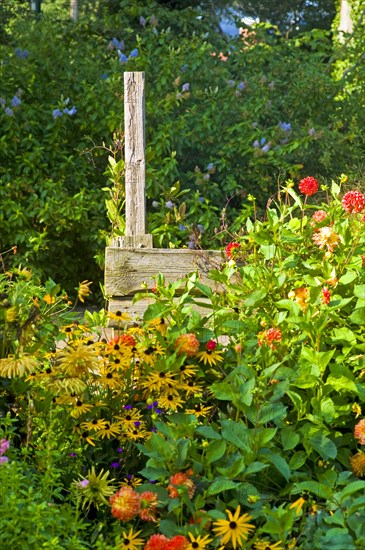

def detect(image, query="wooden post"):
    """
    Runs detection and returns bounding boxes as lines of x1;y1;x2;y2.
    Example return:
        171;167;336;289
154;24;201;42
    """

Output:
70;0;78;21
119;72;152;248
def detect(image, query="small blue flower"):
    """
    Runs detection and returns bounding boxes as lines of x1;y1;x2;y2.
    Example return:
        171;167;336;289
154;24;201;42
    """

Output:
207;163;214;171
178;224;187;231
15;48;29;59
0;97;6;105
118;51;128;63
129;48;138;58
101;73;109;80
112;37;124;50
134;421;141;427
260;137;266;146
308;127;315;136
227;79;235;87
53;108;63;119
63;106;77;116
198;196;205;203
279;121;291;132
155;408;163;415
181;64;188;72
152;200;159;208
117;447;124;453
165;200;174;209
110;462;120;468
197;224;204;233
5;107;13;116
237;81;245;91
124;404;133;410
182;82;190;92
253;140;260;148
261;143;271;153
188;241;196;250
203;173;210;180
140;16;146;26
11;96;21;107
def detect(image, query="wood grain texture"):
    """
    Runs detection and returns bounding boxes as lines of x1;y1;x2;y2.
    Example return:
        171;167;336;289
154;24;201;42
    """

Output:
104;247;223;296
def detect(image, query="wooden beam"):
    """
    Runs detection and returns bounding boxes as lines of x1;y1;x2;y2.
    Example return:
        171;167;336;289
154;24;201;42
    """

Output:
121;71;152;248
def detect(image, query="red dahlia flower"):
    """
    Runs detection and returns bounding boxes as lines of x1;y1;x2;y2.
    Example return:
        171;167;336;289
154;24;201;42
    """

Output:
298;176;319;196
341;191;365;213
225;241;241;259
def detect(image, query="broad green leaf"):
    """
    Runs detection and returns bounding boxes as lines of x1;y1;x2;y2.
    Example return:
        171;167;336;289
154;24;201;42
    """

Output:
259;449;291;481
289;451;307;470
205;439;226;465
221;420;254;453
339;271;357;285
243;288;267;307
349;307;365;325
354;284;365;298
293;481;333;500
331;328;357;346
281;427;300;450
216;456;246;478
139;466;169;480
306;432;337;460
143;302;171;322
195;426;221;440
206;478;238;496
193;280;213;298
336;480;365;503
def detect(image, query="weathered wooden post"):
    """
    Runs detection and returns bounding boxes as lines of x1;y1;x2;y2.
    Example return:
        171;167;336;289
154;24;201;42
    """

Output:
104;72;222;318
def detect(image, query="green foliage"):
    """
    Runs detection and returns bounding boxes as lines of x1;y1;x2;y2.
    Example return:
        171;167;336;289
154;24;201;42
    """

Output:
0;0;364;292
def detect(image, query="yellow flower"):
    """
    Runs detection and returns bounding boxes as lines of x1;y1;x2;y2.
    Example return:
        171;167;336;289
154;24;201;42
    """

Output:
70;400;94;418
350;452;365;477
196;349;224;366
120;528;144;550
43;294;56;305
352;403;362;418
95;422;122;439
312;226;340;254
4;306;17;322
57;343;99;377
108;310;131;322
289;494;309;514
81;419;109;432
77;280;92;303
142;370;176;392
253;541;284;550
186;533;213;550
186;403;213;418
288;287;309;311
212;505;255;548
75;466;115;509
158;391;185;411
0;354;39;378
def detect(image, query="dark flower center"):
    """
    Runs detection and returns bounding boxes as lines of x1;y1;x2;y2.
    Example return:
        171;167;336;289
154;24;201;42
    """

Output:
229;521;237;529
106;373;113;379
192;543;199;549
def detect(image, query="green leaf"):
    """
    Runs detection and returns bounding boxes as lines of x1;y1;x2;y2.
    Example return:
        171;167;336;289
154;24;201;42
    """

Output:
193;280;213;298
354;284;365;298
143;302;171;322
281;427;300;451
216;455;246;478
195;426;221;440
293;481;333;500
205;440;227;465
259;449;291;481
243;289;267;307
338;271;357;285
139;466;169;480
206;478;238;496
306;431;337;460
221;420;254;453
336;480;365;503
289;451;307;470
349;307;365;325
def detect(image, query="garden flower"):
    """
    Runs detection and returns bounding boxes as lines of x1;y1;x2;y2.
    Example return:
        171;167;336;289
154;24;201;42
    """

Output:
182;83;190;92
298;176;319;196
165;536;188;550
322;287;330;305
121;528;144;550
186;534;212;550
289;494;309;514
0;456;9;465
310;210;327;225
139;491;159;522
0;354;39;378
144;534;169;550
212;505;255;548
288;286;309;311
354;419;365;445
57;343;99;377
0;439;10;455
11;96;21;107
341;191;365;213
196;346;224;366
350;452;365;477
52;108;63;118
78;467;115;509
253;541;284;550
158;391;184;412
225;241;241;259
175;334;200;357
168;470;195;499
312;226;340;254
43;293;55;304
77;280;92;302
257;327;282;349
95;422;122;439
5;107;13;116
110;486;140;521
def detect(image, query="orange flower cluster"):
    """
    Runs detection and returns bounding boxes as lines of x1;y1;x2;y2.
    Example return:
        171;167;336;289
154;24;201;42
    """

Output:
144;534;188;550
288;287;309;311
350;452;365;477
354;418;365;445
167;469;195;499
257;328;282;350
174;334;200;357
298;176;318;196
110;486;159;522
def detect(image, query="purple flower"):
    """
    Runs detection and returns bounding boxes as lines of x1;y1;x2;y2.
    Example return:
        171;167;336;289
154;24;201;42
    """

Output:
181;64;188;72
182;82;190;92
53;108;63;119
197;224;204;233
0;456;9;465
129;48;138;58
117;447;124;453
150;427;158;432
227;79;235;87
69;452;77;458
188;241;196;250
155;408;163;415
140;16;146;26
253;140;260;148
0;439;10;455
0;97;5;105
118;51;128;63
63;106;77;116
5;107;13;116
165;200;174;209
261;143;271;153
206;163;214;171
78;479;89;488
178;224;187;231
124;404;133;410
110;461;120;468
198;196;205;203
134;421;141;427
237;82;245;91
260;137;266;146
101;73;109;80
279;121;291;132
112;38;124;50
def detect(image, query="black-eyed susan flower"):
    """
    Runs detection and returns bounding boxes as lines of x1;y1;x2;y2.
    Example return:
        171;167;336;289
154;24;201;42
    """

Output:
95;422;121;439
212;505;255;548
142;371;176;392
196;345;224;367
70;400;94;418
108;310;131;323
158;391;184;411
186;533;212;550
289;494;309;514
186;403;213;418
97;366;123;390
81;419;109;432
120;528;144;550
253;540;284;550
121;422;148;441
178;364;198;379
77;280;92;303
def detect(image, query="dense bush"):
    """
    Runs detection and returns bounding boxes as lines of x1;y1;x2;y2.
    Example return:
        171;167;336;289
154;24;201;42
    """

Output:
0;0;364;293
